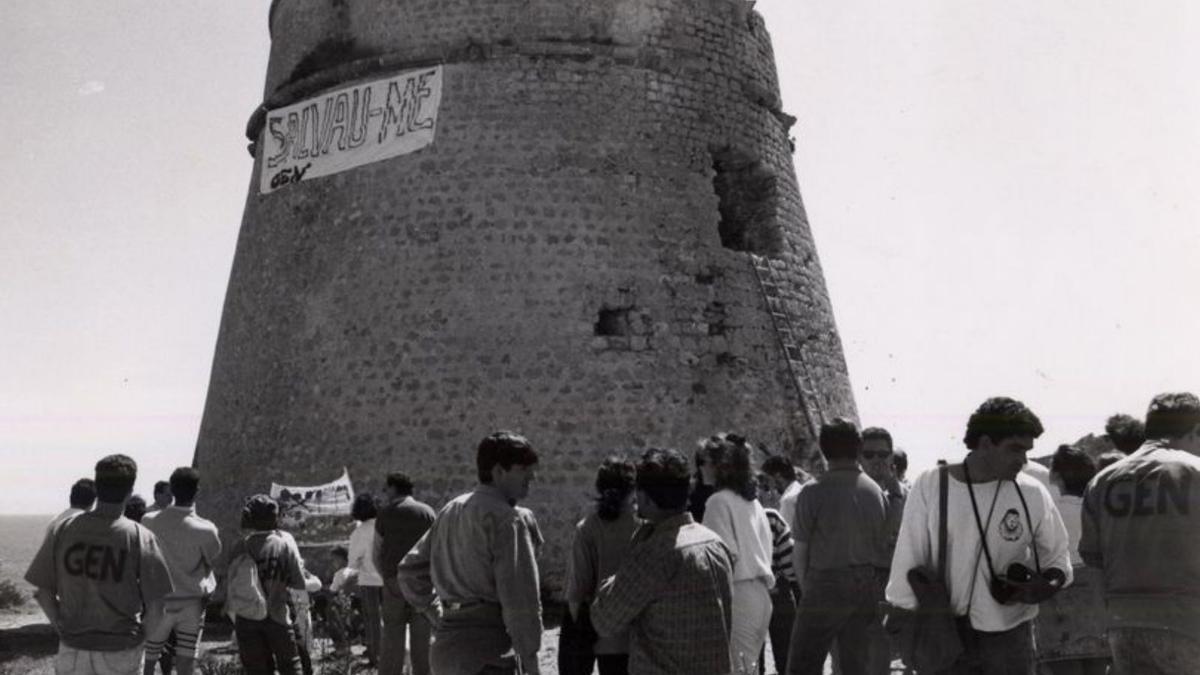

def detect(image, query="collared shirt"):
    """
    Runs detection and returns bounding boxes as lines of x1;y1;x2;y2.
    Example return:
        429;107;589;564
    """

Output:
795;466;890;570
592;513;735;675
883;481;909;555
1080;441;1200;642
25;501;174;651
779;480;803;534
397;485;543;658
375;495;436;582
142;504;222;599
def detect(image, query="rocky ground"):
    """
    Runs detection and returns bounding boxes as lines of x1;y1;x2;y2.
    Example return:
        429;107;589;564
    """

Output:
0;606;817;675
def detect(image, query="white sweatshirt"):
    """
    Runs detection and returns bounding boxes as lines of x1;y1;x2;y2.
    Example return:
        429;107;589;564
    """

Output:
885;467;1073;632
703;489;775;587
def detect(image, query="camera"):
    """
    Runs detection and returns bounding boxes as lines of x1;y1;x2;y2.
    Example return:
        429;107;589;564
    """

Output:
989;563;1067;605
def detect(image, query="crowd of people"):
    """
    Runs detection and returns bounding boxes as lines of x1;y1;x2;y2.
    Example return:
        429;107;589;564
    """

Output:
23;391;1200;675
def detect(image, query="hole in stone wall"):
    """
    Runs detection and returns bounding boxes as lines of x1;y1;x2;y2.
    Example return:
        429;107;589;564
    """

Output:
705;301;728;336
711;146;783;255
595;307;631;336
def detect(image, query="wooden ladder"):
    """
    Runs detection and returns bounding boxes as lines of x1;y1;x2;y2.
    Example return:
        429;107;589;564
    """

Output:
748;253;822;443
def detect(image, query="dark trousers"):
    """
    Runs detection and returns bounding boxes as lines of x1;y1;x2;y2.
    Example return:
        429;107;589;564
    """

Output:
787;567;884;675
558;606;629;675
767;583;798;673
937;619;1034;675
557;609;596;675
381;580;432;675
597;655;630;675
234;616;301;675
359;585;383;664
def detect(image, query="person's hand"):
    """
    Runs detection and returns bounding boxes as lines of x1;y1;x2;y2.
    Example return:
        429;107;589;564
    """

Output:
422;600;443;630
878;460;903;495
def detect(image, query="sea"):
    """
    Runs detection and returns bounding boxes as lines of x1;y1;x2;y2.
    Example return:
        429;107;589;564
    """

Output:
0;514;52;598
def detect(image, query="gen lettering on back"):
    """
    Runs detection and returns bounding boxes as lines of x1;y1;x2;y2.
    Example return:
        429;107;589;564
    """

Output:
63;542;128;582
1103;471;1192;518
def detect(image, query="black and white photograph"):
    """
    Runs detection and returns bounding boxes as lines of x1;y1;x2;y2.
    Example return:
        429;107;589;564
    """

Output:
2;1;1198;674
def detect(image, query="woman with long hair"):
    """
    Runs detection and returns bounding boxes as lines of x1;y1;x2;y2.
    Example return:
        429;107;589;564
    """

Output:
560;456;642;675
701;433;775;674
347;493;383;666
689;446;718;522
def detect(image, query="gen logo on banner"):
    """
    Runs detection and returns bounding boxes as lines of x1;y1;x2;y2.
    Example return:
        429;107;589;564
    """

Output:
259;66;443;194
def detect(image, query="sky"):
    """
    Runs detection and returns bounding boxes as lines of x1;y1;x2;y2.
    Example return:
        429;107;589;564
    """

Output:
2;2;1197;514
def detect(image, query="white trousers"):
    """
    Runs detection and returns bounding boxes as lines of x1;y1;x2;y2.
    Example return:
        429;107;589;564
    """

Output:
731;578;773;674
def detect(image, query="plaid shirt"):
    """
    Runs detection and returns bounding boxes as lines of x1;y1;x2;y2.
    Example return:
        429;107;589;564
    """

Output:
592;513;735;675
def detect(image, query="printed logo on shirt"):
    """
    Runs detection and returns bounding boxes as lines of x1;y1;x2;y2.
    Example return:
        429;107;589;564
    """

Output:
1103;472;1192;518
999;509;1023;541
63;543;128;582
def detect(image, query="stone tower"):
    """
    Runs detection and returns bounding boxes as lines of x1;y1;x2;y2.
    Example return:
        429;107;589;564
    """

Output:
195;0;856;587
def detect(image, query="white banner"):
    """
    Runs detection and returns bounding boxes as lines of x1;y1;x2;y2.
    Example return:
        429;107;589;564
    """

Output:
270;467;356;519
259;66;443;194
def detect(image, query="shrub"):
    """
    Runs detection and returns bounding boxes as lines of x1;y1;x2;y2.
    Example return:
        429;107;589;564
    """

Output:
0;579;25;610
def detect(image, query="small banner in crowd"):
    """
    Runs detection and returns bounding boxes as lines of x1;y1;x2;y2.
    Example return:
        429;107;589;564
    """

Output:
271;467;355;519
259;65;443;194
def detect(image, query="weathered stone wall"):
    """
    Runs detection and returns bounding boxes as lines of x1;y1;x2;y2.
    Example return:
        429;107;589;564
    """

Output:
196;0;856;591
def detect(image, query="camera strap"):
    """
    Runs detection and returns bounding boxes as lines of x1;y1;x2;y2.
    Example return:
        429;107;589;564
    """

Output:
1011;479;1042;573
964;463;1043;581
963;461;1003;583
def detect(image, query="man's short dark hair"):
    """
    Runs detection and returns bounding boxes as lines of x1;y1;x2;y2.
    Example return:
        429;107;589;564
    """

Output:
169;467;200;504
124;495;147;522
892;449;909;476
819;418;862;462
861;427;893;451
69;478;96;510
351;493;378;521
386;472;414;496
635;448;692;511
962;397;1044;450
476;431;539;484
1144;392;1200;441
241;494;279;531
1050;444;1097;497
94;454;138;503
154;480;171;497
761;455;797;482
1105;414;1146;453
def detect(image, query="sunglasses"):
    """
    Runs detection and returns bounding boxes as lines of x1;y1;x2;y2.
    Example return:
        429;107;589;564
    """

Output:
861;450;893;460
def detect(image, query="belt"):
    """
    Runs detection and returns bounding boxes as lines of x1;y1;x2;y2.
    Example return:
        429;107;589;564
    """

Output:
443;599;496;611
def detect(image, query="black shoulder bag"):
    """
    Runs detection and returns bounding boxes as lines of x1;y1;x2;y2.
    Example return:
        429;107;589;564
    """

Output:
885;461;964;672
